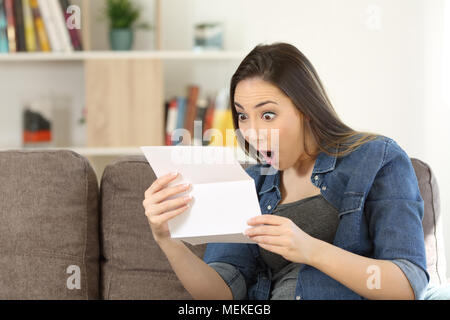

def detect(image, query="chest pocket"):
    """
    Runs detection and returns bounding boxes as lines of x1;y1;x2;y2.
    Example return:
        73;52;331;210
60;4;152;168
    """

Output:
334;192;365;250
338;192;365;217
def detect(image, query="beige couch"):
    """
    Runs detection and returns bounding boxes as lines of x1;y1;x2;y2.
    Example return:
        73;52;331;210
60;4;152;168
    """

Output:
0;150;447;299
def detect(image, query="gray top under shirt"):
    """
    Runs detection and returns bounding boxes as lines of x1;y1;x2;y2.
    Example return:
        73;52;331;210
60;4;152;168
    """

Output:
208;194;429;300
261;194;339;299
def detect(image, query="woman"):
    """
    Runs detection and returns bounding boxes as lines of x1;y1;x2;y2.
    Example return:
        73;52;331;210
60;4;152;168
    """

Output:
143;42;448;300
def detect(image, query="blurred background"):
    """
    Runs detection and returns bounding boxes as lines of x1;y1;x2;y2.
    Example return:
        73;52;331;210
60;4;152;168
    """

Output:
0;0;449;279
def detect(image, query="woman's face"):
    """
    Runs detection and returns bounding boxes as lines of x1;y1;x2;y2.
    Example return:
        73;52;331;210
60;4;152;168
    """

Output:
234;77;314;171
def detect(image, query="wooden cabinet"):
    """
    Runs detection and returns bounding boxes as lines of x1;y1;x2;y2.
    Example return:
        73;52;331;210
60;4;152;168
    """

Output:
85;58;164;147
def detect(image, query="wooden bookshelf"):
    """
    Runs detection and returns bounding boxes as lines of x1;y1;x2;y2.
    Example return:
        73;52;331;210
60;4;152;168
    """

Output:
0;0;247;179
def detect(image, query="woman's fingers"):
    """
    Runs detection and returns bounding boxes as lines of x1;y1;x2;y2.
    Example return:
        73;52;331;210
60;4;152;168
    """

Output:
247;214;287;226
146;195;193;217
244;225;283;237
144;172;179;199
143;172;192;209
245;216;294;250
147;203;190;227
151;182;192;204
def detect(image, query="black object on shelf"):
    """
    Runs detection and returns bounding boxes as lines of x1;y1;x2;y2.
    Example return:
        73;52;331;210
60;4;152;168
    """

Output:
23;108;52;145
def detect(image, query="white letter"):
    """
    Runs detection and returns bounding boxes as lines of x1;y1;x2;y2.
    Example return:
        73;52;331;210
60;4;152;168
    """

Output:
366;265;381;289
66;265;81;290
66;5;81;30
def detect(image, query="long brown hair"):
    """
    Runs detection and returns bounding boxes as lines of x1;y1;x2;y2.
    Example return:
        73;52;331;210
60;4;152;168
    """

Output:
230;42;381;163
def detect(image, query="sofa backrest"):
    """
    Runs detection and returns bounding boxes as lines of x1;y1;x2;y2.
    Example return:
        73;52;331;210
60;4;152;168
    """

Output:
0;150;99;299
100;155;447;299
411;158;447;285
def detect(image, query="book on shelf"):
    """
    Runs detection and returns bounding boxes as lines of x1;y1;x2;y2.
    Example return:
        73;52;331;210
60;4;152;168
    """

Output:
4;0;16;52
38;0;61;51
23;0;38;51
48;0;72;52
184;85;200;139
165;98;178;146
203;96;215;134
59;0;81;50
193;97;209;146
13;0;26;51
208;87;237;147
30;0;50;51
164;86;238;147
0;0;82;54
0;0;8;53
175;96;187;134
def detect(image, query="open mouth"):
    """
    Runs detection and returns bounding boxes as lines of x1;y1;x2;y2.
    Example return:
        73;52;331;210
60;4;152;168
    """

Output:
258;149;275;164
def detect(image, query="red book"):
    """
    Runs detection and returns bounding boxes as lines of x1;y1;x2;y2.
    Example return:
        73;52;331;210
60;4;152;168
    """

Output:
184;85;199;141
59;0;82;50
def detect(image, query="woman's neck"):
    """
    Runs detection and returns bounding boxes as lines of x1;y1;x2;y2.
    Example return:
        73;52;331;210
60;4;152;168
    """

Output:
279;155;320;204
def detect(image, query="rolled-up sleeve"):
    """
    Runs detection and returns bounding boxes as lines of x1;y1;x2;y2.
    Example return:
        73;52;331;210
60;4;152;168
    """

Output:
364;139;430;295
391;258;429;300
203;243;260;300
207;262;248;300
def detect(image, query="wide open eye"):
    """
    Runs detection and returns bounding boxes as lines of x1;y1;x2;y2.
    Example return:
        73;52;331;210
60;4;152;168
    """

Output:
237;113;247;121
262;112;276;121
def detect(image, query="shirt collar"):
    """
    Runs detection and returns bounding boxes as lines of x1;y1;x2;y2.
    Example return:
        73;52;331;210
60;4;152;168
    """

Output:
258;145;338;196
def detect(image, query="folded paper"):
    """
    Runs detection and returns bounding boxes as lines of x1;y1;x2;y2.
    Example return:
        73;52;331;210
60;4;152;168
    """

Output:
141;146;261;245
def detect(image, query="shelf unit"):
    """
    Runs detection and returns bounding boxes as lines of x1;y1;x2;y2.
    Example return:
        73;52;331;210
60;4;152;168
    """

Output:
0;0;248;178
0;51;245;150
0;49;245;152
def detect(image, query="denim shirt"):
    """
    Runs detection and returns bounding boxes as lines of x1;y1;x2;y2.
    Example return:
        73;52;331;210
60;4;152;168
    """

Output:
203;135;430;300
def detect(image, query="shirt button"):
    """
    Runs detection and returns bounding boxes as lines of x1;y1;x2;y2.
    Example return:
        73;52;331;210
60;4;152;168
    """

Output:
267;205;272;210
314;175;319;181
296;295;301;300
322;186;327;191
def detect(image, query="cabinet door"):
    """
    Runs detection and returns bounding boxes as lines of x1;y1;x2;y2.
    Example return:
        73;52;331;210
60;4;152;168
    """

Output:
85;59;164;147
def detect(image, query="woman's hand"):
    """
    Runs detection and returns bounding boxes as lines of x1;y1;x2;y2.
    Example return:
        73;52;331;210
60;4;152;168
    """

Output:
142;172;193;244
244;215;317;265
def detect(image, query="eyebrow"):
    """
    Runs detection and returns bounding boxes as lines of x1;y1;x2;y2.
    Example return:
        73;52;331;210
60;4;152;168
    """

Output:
234;101;278;110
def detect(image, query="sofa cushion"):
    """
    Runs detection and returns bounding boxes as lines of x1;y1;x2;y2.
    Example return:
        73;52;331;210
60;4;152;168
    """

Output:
411;158;447;285
0;150;100;299
100;155;254;299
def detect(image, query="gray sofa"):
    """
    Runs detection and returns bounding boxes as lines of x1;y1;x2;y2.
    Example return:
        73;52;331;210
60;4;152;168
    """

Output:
0;150;447;299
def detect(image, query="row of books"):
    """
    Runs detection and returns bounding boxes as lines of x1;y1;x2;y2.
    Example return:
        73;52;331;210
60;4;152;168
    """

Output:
164;86;237;147
0;0;82;53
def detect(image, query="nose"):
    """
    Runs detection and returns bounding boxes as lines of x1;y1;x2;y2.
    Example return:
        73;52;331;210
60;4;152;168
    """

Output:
241;127;269;150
